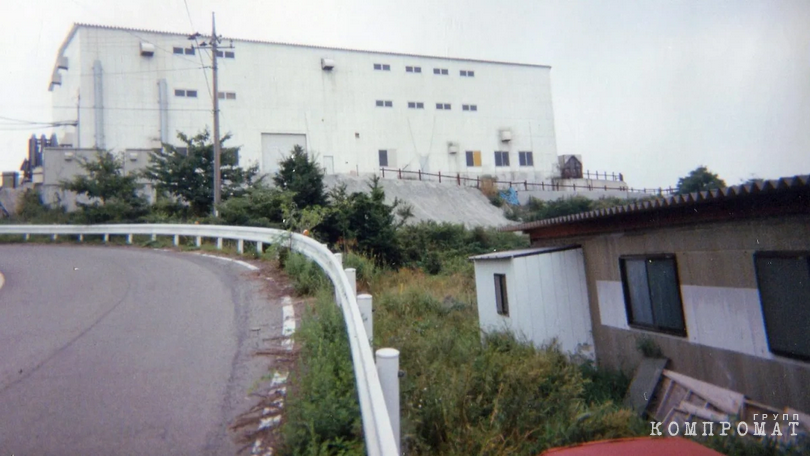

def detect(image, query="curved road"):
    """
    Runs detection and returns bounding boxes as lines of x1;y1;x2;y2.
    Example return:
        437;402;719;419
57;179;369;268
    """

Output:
0;244;281;455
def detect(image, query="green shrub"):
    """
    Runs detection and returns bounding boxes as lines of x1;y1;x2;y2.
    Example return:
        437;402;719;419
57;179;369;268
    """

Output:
284;252;331;296
281;290;364;456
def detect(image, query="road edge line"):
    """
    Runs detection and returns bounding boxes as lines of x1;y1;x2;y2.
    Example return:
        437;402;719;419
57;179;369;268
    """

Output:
0;271;5;292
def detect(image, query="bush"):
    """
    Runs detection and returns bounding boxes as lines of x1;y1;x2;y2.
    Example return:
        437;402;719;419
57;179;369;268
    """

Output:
13;189;69;223
281;289;364;456
284;252;331;296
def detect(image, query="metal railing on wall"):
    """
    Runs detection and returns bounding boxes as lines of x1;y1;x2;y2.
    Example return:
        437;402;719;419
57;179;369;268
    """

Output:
378;167;678;196
0;224;400;456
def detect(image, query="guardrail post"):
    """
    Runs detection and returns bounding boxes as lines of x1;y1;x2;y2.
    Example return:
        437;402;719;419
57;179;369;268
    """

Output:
345;268;357;297
104;234;109;243
127;234;133;244
334;252;343;267
456;173;461;185
237;239;244;254
257;241;263;254
398;168;402;179
376;348;401;454
24;233;29;241
195;236;202;247
418;169;422;181
52;234;58;241
381;167;385;178
357;294;373;345
438;171;442;183
217;238;223;250
151;234;157;241
173;234;179;246
78;234;83;242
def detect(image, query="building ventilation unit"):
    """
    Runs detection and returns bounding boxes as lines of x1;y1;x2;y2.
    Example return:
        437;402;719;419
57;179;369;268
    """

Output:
140;42;156;57
447;142;459;154
57;56;69;70
499;129;512;142
63;151;75;161
50;72;62;86
129;152;139;161
321;58;335;70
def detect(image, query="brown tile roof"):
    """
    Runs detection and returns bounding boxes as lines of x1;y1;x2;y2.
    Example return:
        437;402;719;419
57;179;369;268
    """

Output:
502;174;810;233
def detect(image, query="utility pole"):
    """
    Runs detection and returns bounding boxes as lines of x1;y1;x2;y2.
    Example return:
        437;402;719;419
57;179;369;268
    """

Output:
211;12;221;214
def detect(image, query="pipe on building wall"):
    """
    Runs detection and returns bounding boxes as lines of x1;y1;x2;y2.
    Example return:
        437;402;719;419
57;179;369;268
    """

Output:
158;79;168;145
93;60;105;149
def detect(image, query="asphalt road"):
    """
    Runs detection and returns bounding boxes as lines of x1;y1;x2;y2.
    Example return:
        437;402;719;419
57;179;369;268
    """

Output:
0;244;281;455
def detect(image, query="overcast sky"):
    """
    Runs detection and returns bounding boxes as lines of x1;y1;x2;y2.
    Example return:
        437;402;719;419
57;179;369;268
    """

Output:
1;0;808;188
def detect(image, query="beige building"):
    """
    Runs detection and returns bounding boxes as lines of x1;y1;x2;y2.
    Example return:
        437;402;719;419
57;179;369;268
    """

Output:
474;175;810;411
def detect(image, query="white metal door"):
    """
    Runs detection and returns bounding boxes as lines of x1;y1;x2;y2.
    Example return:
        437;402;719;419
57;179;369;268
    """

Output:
323;155;334;175
261;133;307;175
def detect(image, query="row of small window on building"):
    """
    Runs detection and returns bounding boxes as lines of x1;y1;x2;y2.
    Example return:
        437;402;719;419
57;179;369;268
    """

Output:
376;100;477;111
172;46;235;58
175;89;236;99
375;63;475;77
617;252;810;361
377;150;534;168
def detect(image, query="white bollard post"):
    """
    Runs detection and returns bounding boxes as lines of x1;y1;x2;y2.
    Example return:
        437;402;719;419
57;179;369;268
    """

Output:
78;234;83;242
334;252;343;267
24;234;29;241
257;241;263;254
173;235;179;246
237;239;244;254
195;236;202;247
127;234;133;244
357;294;373;345
151;233;157;241
52;234;58;241
344;268;357;298
103;234;109;243
376;348;401;454
216;238;223;250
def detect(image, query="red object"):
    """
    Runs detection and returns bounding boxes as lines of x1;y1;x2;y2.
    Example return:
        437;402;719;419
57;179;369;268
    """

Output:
541;437;723;456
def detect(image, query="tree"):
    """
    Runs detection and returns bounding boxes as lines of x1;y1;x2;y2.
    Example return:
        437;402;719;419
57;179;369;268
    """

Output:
61;151;149;223
676;166;727;195
273;145;327;209
143;130;259;216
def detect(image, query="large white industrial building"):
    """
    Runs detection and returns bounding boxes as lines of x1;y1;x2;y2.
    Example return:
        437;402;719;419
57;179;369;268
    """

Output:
47;23;559;181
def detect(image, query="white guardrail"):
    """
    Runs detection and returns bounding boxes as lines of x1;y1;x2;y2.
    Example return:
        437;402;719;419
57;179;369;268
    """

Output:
0;224;399;456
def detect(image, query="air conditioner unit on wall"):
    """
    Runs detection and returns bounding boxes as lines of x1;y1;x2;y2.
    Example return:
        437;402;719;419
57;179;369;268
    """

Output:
321;58;335;70
499;129;512;142
140;42;156;57
447;142;459;154
57;56;69;70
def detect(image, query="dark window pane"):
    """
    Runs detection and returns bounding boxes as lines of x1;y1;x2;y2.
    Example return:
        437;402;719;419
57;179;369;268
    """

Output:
495;274;509;315
174;89;185;97
186;90;197;98
173;47;183;54
444;104;451;110
374;64;382;70
224;51;234;58
647;258;685;331
406;66;413;72
415;67;421;73
408;102;415;108
519;152;526;166
526;152;532;166
469;71;475;77
384;100;392;107
460;70;466;76
215;50;223;57
436;103;442;109
441;69;448;75
218;92;225;99
378;150;388;167
433;68;440;74
416;102;423;109
376;100;384;107
184;48;195;55
756;255;810;359
501;152;509;166
471;105;477;111
382;64;390;70
466;151;474;167
624;259;654;326
226;92;236;100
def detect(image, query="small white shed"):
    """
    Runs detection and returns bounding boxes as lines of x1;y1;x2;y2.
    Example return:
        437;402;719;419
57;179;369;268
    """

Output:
470;246;595;360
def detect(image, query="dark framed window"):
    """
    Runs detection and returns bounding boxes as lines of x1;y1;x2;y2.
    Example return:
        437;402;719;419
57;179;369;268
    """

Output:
754;252;810;361
376;100;393;108
494;151;509;167
374;63;381;70
184;47;195;55
519;151;534;167
407;102;424;109
494;274;509;316
374;63;390;71
620;255;686;336
462;104;477;111
215;50;224;57
174;89;186;97
433;68;448;75
406;66;421;73
226;92;236;100
173;47;183;54
224;51;235;58
460;70;475;77
378;150;389;167
465;150;481;167
186;90;198;98
384;100;392;107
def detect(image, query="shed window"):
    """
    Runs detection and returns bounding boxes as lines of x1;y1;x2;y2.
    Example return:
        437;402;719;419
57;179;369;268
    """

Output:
378;150;389;167
494;274;509;316
494;151;509;167
755;252;810;361
620;256;686;336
